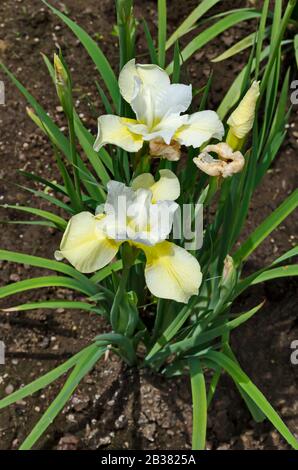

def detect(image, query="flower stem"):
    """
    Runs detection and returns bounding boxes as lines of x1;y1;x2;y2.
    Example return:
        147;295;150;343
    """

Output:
110;244;138;332
68;116;82;205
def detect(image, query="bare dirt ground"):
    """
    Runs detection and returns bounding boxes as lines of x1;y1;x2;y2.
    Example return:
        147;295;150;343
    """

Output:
0;0;297;450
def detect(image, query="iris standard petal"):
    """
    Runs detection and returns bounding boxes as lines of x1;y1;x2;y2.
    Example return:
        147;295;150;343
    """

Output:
119;59;170;103
131;173;155;191
55;212;120;273
130;86;191;136
150;169;180;203
154;84;192;119
94;115;143;152
142;241;202;303
175;110;224;148
132;169;180;203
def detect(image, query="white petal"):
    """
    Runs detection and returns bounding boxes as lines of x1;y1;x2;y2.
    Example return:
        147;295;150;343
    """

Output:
55;212;119;273
150;169;180;202
143;114;188;145
148;201;178;242
118;59;139;103
175;111;224;148
131;170;180;202
154;84;192;119
130;87;155;128
127;188;153;236
131;200;178;246
119;59;170;104
94;115;143;152
143;241;202;303
105;180;135;215
136;63;170;91
130;86;191;135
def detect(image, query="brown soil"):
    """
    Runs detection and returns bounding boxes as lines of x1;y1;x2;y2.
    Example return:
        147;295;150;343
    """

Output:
0;0;297;450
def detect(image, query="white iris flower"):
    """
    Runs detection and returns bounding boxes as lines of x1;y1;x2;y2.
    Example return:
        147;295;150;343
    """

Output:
55;170;202;304
94;59;224;160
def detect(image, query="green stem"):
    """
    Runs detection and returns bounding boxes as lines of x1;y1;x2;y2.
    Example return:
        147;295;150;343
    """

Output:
110;244;138;332
110;265;130;332
152;298;165;341
68;116;82;204
189;358;207;451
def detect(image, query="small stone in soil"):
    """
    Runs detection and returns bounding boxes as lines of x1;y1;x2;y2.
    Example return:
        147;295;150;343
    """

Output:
5;384;14;395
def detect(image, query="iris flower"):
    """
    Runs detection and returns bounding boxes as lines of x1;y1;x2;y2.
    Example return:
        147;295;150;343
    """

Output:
94;59;224;160
55;170;202;303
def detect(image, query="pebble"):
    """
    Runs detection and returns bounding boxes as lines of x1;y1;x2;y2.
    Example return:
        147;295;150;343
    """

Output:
98;436;111;447
115;414;127;430
39;337;50;349
5;384;14;395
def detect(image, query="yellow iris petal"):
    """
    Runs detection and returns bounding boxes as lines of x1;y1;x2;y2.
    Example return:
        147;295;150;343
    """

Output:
131;169;180;203
55;212;120;273
142;241;202;303
94;115;143;153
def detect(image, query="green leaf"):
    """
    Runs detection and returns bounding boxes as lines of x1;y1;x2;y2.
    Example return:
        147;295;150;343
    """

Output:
1;204;67;230
167;10;260;74
206;350;298;450
295;35;298;68
259;0;296;99
158;0;167;68
95;81;114;114
145;299;196;362
16;184;74;214
223;343;266;423
0;62;100;201
2;300;101;313
0;219;57;228
0;276;95;299
42;53;113;186
19;345;105;449
166;0;221;50
233;189;298;265
236;247;298;296
0;344;97;410
18;170;67;196
0;249;96;289
142;19;158;65
217;45;271;119
42;1;119;107
188;359;207;450
73;111;112;184
212;29;268;63
254;0;269;78
54;150;84;212
148;302;264;365
247;265;298;285
172;41;181;84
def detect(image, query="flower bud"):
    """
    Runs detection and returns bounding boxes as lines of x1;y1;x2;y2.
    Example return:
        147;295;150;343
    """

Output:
117;0;133;23
54;53;73;117
227;81;260;149
222;255;236;286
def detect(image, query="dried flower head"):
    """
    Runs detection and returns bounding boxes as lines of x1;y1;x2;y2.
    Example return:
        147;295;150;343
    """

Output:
193;142;245;178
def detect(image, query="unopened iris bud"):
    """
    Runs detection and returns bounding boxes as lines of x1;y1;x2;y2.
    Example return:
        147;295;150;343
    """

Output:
221;255;237;294
54;53;73;117
227;81;260;150
117;0;133;23
54;53;68;88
